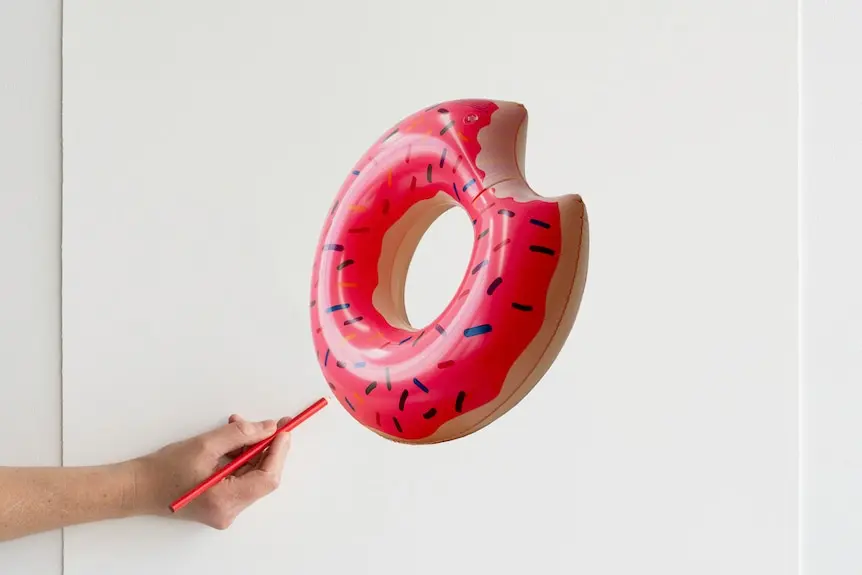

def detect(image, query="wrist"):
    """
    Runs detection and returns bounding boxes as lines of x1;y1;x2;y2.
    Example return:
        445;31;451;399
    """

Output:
116;457;161;517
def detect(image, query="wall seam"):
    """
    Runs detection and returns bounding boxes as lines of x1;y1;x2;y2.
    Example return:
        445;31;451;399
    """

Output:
796;0;805;573
59;0;65;573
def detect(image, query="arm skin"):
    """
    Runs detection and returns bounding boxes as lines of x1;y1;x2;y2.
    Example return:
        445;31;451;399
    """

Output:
0;414;292;543
0;462;140;542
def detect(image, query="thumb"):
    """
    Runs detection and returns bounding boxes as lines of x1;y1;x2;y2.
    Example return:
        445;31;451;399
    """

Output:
205;418;276;455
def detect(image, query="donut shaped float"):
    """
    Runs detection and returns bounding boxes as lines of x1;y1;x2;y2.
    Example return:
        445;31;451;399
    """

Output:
310;99;589;444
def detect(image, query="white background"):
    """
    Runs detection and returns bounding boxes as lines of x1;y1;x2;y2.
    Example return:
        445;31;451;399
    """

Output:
60;1;797;574
6;0;843;573
0;1;62;573
801;0;862;572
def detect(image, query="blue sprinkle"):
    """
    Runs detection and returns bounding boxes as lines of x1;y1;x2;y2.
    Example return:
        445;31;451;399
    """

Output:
352;170;360;175
399;335;413;345
529;245;556;256
354;361;366;368
324;349;330;366
325;303;350;313
323;244;344;251
452;182;460;201
345;396;356;411
413;378;429;393
530;218;551;229
487;277;503;295
464;324;492;337
462;179;476;192
455;391;466;412
435;324;446;335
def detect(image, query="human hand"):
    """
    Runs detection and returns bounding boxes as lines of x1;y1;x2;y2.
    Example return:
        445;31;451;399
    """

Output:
132;414;291;529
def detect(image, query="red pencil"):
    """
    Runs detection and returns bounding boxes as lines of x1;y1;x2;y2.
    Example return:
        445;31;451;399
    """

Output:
169;397;329;513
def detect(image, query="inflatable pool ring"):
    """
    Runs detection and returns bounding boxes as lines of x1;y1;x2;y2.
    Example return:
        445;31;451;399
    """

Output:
310;99;589;444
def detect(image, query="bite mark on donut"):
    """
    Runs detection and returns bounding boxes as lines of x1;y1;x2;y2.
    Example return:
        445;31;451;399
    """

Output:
313;100;588;443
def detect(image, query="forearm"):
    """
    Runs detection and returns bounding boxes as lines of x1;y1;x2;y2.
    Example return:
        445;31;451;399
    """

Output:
0;462;142;542
0;414;290;541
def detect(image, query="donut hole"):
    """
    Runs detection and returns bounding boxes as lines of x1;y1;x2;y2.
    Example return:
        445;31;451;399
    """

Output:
401;202;474;329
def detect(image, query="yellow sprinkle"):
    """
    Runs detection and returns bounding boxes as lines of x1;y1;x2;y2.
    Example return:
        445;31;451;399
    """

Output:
388;170;392;187
338;282;357;288
354;392;364;404
457;131;469;142
344;333;357;341
348;204;367;212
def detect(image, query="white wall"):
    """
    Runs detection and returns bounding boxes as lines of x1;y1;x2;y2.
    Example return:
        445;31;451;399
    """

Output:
61;1;798;574
801;1;862;572
0;0;62;573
